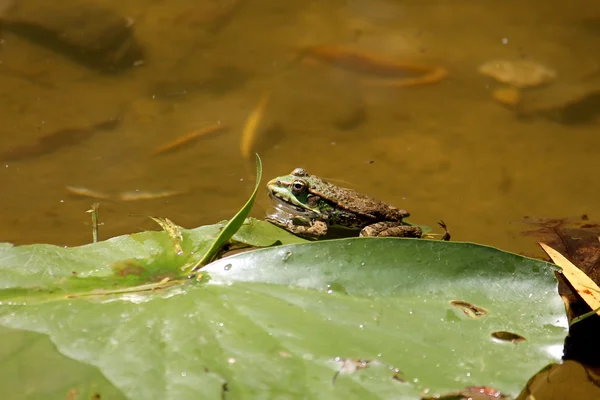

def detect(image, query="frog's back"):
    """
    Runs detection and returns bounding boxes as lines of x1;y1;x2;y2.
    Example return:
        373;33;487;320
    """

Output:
312;182;410;222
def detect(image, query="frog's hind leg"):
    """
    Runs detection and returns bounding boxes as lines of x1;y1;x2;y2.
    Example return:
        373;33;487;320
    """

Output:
360;222;423;238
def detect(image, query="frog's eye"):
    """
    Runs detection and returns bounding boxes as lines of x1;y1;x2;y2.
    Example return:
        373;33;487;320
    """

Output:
291;179;307;194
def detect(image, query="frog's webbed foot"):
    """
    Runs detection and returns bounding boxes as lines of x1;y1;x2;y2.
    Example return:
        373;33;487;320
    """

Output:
291;220;328;239
266;215;328;239
360;222;423;238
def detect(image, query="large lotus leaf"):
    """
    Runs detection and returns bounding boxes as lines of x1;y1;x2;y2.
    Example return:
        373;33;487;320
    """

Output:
0;224;566;399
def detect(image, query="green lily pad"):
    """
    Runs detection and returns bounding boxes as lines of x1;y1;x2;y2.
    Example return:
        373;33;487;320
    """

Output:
0;325;125;400
0;225;566;399
0;219;304;304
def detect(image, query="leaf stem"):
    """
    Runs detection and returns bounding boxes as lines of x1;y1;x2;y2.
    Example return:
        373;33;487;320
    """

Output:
86;203;100;243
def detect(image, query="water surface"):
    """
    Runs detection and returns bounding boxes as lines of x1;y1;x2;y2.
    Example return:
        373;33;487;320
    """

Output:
1;0;599;257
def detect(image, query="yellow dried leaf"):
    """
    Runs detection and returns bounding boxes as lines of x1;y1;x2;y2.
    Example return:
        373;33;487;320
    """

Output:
152;123;229;156
539;242;600;319
150;217;184;255
240;93;270;160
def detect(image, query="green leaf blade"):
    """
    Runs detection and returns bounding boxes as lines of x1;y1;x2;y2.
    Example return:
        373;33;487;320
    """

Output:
191;154;264;270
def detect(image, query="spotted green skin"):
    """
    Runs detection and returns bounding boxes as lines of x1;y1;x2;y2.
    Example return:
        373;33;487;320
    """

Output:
266;168;421;239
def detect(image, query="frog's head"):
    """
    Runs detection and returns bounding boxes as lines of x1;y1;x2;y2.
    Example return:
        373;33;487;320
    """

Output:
267;168;322;215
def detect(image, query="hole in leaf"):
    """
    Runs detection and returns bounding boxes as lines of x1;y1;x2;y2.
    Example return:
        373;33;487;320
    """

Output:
491;331;527;344
450;300;488;319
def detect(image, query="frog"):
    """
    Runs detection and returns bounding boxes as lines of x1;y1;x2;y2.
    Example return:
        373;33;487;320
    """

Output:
265;167;423;239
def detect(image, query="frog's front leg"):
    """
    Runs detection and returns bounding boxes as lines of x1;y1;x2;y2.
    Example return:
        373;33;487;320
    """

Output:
360;222;422;238
266;215;328;239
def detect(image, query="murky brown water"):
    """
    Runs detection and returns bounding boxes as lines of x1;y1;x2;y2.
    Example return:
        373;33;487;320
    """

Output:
1;0;599;257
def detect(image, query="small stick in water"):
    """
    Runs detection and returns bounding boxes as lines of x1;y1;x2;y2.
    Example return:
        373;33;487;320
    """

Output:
152;123;229;156
86;203;100;243
240;93;270;160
